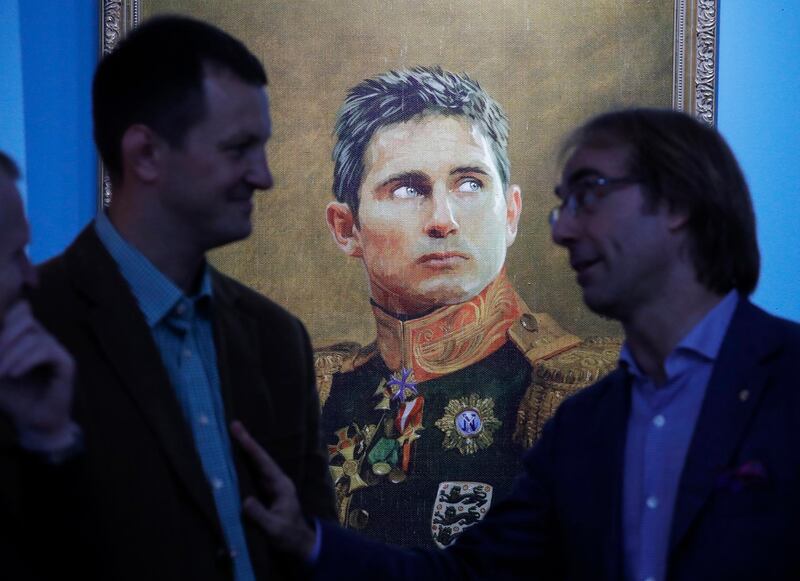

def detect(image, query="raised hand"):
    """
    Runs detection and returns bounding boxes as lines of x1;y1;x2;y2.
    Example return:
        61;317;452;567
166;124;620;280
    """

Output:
230;420;317;560
0;300;77;451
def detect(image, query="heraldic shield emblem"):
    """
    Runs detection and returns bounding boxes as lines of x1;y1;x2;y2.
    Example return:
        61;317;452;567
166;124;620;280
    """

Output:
431;481;493;548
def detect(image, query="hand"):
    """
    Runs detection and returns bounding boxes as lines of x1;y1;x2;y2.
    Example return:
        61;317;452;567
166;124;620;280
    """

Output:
0;301;77;451
230;420;317;560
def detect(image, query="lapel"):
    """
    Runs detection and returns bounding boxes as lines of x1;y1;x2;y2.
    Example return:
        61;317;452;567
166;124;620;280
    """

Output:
209;272;276;430
581;368;631;580
208;271;277;495
590;369;630;579
669;300;782;551
65;226;220;528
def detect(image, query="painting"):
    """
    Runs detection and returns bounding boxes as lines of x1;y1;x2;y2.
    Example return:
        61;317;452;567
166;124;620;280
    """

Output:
100;0;718;347
100;0;719;548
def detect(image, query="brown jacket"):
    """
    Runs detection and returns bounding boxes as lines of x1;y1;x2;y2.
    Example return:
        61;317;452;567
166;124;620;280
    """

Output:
27;225;335;580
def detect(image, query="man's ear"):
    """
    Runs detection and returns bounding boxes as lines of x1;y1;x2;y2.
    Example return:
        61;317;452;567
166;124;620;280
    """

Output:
505;185;522;247
119;124;163;184
666;205;690;232
326;201;363;257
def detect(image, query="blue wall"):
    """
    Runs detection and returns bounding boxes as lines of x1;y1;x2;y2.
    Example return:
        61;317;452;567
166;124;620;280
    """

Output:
718;1;800;321
3;1;799;319
16;0;97;262
0;0;27;203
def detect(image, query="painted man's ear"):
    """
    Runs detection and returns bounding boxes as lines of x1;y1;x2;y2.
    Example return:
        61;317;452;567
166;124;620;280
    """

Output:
326;201;363;257
120;124;163;184
505;185;523;247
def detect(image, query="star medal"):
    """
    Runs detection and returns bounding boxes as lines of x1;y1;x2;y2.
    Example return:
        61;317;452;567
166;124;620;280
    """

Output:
385;368;424;473
387;367;418;404
435;394;501;455
327;423;377;494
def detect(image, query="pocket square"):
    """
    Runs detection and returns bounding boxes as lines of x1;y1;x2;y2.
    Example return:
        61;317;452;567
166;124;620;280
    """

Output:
715;460;768;493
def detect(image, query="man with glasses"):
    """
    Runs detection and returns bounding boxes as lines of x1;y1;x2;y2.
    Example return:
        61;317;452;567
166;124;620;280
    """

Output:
233;108;800;580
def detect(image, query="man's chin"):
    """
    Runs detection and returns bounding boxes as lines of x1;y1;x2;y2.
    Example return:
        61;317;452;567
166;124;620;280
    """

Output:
211;223;253;249
581;287;621;319
415;280;484;307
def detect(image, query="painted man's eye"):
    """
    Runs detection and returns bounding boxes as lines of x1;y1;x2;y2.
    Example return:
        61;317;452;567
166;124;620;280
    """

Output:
392;185;422;199
456;179;482;193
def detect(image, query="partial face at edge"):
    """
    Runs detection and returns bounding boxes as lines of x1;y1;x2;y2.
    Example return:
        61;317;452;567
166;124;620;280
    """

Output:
329;115;521;316
0;174;35;320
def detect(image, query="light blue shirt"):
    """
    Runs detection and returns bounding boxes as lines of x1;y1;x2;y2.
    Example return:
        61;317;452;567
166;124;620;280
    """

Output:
621;290;739;581
95;213;255;581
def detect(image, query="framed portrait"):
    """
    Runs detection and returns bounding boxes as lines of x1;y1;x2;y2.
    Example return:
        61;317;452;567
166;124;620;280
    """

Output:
99;0;719;348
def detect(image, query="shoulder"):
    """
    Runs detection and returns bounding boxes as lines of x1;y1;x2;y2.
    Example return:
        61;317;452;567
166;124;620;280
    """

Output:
30;226;111;323
313;341;378;407
552;365;625;413
743;301;800;344
509;310;622;447
726;299;800;363
35;225;101;289
534;336;622;386
210;268;300;329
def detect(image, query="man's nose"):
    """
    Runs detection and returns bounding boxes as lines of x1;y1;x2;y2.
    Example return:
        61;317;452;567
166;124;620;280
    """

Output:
249;151;274;190
550;208;580;247
425;190;459;239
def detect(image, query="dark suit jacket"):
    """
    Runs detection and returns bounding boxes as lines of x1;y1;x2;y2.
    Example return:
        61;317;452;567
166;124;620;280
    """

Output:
316;299;800;580
25;225;335;580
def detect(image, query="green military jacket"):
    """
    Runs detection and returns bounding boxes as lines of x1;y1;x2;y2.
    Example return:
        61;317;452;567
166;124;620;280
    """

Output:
315;275;619;548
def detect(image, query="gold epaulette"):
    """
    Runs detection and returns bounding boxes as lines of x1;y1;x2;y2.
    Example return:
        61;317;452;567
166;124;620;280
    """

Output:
507;311;583;364
512;333;621;449
313;341;378;408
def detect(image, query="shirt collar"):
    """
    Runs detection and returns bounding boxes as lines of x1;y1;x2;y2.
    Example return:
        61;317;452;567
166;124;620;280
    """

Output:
619;290;739;379
94;212;213;327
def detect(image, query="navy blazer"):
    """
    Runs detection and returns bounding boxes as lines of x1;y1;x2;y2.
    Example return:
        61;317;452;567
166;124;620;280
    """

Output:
316;299;800;580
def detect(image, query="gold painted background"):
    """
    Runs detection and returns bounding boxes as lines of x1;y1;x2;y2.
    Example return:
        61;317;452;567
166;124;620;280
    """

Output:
139;0;674;347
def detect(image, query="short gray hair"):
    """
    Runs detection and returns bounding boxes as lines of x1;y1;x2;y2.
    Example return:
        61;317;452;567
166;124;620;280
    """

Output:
333;66;510;219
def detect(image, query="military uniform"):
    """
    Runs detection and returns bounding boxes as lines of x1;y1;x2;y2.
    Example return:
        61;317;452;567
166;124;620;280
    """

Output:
315;274;619;549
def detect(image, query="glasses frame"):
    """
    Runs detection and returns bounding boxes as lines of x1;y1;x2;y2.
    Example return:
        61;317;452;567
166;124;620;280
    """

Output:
548;176;642;226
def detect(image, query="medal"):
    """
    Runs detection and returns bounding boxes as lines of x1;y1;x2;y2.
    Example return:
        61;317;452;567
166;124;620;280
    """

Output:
387;367;418;404
327;424;378;494
435;394;501;455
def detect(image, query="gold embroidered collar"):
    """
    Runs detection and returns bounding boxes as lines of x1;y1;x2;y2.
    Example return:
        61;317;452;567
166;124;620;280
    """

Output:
371;273;525;383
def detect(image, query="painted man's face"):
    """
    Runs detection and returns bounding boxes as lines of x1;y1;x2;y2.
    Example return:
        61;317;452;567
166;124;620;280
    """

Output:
327;114;521;316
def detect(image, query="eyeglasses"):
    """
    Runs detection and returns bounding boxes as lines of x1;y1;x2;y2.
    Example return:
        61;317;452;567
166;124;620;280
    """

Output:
548;175;641;226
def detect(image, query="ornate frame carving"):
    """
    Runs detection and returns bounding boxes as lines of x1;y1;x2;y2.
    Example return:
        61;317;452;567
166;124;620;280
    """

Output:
673;0;719;125
99;0;140;208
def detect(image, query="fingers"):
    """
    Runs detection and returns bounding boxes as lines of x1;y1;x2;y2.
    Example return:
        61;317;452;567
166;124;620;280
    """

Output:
242;496;315;559
242;496;279;536
0;307;74;382
0;301;37;355
232;422;316;560
0;331;59;379
231;420;291;489
0;300;75;438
